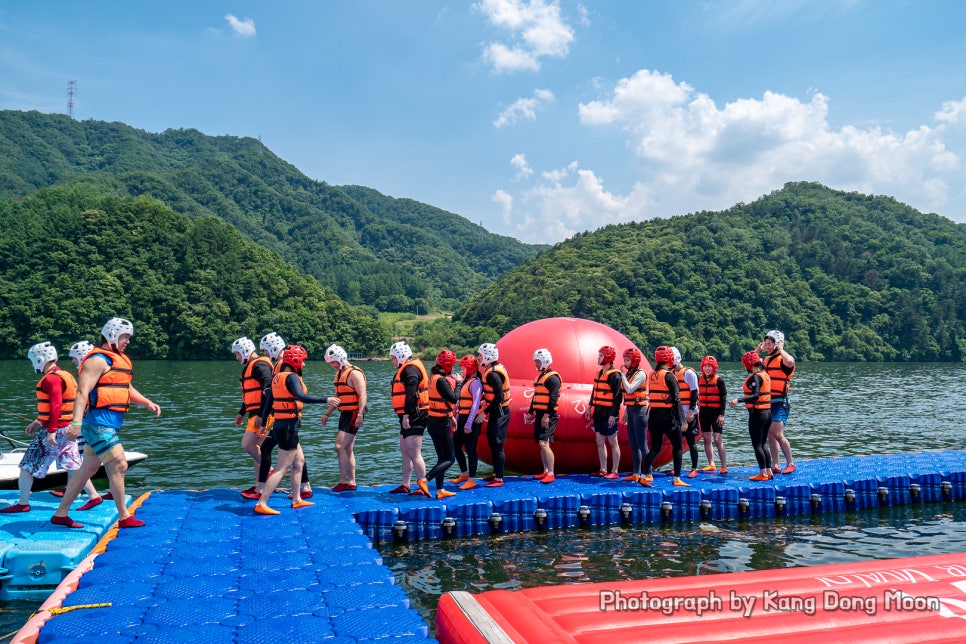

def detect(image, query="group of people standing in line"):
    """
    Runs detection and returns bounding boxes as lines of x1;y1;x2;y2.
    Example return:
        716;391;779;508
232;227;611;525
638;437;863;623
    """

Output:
2;317;161;529
228;328;797;516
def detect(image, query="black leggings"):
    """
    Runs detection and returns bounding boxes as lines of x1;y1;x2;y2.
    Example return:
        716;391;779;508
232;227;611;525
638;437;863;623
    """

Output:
453;414;481;476
683;416;699;470
487;412;509;478
258;432;309;484
747;408;772;469
641;410;683;477
425;417;456;490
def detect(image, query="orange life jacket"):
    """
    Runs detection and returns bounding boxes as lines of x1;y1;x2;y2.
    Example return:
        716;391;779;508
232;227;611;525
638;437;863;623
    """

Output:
240;355;273;415
531;369;560;413
391;358;429;415
428;373;456;418
743;372;772;410
457;374;481;415
591;367;620;408
648;368;673;409
482;363;511;409
84;347;133;413
623;367;647;407
675;366;697;408
271;371;305;421
334;365;365;412
36;367;77;426
698;373;724;409
764;352;795;398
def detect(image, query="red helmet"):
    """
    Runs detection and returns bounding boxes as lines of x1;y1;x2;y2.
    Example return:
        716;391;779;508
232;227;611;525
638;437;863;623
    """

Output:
654;345;674;366
459;355;478;376
741;350;763;372
700;355;718;373
599;345;617;364
281;344;308;373
436;349;457;374
623;347;642;368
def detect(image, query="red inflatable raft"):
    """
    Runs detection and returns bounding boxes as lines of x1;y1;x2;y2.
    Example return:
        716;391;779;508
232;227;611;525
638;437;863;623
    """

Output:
436;551;966;643
475;317;672;474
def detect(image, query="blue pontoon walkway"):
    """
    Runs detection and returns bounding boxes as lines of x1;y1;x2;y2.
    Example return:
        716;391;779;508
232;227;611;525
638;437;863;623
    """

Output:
12;449;966;643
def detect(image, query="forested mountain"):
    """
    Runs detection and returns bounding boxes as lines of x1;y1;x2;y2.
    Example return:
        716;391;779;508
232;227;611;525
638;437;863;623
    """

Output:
0;110;541;313
0;185;390;359
452;183;966;362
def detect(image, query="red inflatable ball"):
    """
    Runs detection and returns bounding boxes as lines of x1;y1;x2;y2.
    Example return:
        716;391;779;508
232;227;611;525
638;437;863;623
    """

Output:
475;317;672;475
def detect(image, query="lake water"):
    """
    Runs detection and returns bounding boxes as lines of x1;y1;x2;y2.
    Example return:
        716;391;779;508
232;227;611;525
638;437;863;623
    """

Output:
1;360;966;639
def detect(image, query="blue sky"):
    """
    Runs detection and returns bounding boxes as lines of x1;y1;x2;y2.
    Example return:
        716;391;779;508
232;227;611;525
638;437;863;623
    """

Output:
2;1;966;243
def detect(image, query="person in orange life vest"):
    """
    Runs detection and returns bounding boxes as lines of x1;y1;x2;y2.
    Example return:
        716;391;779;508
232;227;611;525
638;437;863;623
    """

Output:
450;355;484;490
254;332;313;500
619;347;648;483
320;344;367;493
254;345;338;515
729;350;773;481
388;341;431;495
1;343;100;514
671;347;702;478
231;336;273;500
66;341;107;506
697;356;728;474
525;348;560;484
51;318;161;529
640;345;689;487
759;330;797;475
424;350;460;499
587;345;622;479
477;342;510;488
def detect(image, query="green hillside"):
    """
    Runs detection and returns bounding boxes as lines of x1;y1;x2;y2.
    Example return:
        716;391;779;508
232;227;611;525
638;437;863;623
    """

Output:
0;185;389;359
452;183;966;362
0;110;542;313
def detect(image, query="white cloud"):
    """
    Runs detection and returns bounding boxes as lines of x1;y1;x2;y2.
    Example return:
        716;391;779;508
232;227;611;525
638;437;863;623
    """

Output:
497;68;966;243
494;88;554;128
510;153;533;180
225;14;256;37
477;0;574;73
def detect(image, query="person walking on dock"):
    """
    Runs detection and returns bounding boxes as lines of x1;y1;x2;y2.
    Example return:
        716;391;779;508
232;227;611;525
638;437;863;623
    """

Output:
450;355;483;490
1;343;100;514
760;330;797;475
478;342;511;488
389;341;431;496
697;355;728;474
526;348;560;484
231;336;273;500
640;346;689;487
425;350;459;499
254;345;337;514
619;347;648;483
50;318;161;528
589;346;622;479
730;351;773;481
321;344;367;492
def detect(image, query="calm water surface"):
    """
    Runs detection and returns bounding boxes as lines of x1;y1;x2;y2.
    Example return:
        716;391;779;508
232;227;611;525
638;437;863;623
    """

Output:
1;360;965;638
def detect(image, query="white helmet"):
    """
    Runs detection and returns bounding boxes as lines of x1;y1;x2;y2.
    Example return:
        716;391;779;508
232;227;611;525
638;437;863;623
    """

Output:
325;344;348;367
260;332;286;360
101;317;134;346
389;341;412;363
532;348;552;370
478;342;499;366
765;329;785;344
28;341;58;373
231;336;256;361
69;341;94;364
670;346;682;366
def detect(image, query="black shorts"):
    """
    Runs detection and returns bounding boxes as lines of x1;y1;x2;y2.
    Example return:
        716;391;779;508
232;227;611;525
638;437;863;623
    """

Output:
338;411;359;436
699;409;724;434
593;410;619;437
271;420;300;451
399;413;426;439
534;412;557;443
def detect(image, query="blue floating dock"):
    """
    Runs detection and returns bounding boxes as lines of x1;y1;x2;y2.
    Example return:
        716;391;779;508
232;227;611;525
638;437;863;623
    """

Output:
12;450;966;642
1;491;127;601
